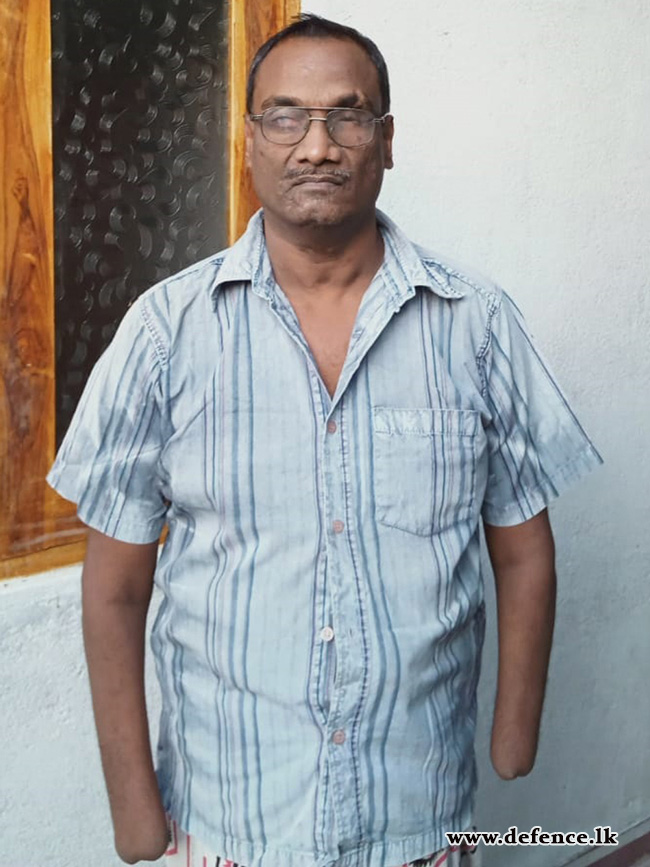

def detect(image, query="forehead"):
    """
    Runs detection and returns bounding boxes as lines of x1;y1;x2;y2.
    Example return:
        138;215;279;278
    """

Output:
252;36;382;110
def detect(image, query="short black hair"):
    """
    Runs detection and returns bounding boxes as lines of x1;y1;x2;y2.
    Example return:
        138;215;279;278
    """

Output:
246;14;390;116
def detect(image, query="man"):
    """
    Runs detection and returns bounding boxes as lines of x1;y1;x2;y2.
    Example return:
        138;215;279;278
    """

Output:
48;14;602;867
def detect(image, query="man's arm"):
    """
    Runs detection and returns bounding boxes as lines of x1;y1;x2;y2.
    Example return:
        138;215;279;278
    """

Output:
82;527;168;864
483;508;556;780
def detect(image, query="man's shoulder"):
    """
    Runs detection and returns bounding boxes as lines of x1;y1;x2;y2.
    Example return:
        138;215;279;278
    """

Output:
120;248;235;366
378;210;505;309
412;241;505;310
140;247;231;313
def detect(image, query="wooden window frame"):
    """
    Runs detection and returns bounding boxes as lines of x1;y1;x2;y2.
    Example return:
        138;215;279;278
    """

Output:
0;0;300;579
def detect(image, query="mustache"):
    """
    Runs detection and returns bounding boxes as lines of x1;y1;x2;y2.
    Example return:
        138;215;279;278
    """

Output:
284;168;351;183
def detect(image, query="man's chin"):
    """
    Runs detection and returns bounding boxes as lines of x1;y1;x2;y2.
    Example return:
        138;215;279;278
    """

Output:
282;202;353;229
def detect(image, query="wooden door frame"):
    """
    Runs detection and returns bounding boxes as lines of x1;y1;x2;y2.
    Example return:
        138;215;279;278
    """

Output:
0;0;300;579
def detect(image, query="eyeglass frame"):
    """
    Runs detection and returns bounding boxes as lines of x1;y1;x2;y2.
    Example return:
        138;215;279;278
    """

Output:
248;106;392;148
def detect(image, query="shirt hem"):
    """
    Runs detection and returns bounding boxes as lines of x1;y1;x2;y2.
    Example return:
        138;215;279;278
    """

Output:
172;807;474;867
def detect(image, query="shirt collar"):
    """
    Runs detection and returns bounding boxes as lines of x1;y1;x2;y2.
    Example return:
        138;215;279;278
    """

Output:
211;210;272;301
211;208;465;303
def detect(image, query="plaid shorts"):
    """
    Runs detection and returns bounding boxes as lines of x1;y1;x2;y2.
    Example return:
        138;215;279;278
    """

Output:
164;818;482;867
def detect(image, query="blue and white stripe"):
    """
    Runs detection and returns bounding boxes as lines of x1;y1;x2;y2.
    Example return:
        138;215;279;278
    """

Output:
48;210;602;867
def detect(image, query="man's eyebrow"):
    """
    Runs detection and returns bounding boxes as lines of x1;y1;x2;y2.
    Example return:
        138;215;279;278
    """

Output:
260;96;303;109
332;92;368;109
259;92;375;111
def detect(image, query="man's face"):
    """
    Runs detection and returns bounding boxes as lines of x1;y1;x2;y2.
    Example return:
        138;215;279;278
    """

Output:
245;36;394;231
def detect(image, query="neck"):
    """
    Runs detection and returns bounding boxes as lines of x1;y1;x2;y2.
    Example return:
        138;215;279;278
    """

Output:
262;210;385;298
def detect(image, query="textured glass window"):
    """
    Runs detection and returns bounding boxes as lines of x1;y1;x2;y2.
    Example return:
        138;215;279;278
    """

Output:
52;0;229;442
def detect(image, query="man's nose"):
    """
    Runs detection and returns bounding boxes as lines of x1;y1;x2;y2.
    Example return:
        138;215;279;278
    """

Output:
293;118;341;163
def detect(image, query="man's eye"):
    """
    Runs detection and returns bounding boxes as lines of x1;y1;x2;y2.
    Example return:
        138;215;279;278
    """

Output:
268;112;301;128
336;110;374;127
336;111;363;124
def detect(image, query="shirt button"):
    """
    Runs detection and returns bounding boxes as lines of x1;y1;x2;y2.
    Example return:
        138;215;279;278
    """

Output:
320;626;335;642
332;729;346;745
326;420;337;434
332;520;345;534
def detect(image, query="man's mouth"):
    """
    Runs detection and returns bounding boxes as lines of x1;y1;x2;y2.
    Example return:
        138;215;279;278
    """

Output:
288;171;349;187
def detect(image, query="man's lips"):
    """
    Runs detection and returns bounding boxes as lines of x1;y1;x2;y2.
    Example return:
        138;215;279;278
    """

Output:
287;172;349;187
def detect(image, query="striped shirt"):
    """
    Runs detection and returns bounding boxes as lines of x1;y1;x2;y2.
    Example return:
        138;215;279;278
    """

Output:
48;210;602;867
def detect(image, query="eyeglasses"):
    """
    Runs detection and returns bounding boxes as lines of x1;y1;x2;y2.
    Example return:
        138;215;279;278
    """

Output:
249;106;389;148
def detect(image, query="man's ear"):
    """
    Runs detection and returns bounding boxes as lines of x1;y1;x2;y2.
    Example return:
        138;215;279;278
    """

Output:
244;116;254;169
382;114;395;170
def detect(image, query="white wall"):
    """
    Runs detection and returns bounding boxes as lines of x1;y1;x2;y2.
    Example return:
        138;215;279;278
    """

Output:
2;3;649;866
0;567;164;867
304;1;649;865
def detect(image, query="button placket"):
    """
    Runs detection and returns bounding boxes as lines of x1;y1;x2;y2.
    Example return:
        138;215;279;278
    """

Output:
320;400;366;848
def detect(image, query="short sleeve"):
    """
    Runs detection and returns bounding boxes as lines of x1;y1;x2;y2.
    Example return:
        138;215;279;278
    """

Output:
481;292;603;526
47;298;168;543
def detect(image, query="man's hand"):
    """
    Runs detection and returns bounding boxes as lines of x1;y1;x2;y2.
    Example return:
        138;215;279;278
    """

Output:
112;788;168;864
484;509;556;781
82;527;167;863
113;798;168;864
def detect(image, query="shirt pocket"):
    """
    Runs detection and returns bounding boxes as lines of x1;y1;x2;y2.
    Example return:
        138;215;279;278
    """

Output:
373;407;480;536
